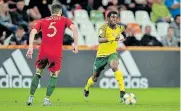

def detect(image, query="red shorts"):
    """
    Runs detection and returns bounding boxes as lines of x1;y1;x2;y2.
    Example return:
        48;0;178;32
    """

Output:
35;51;62;73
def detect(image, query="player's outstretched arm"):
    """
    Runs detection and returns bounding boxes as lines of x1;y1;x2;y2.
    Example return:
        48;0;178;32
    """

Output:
70;24;78;54
26;29;37;59
29;29;37;48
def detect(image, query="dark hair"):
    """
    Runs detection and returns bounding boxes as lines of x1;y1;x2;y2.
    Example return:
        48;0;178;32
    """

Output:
17;0;24;2
16;26;24;31
51;3;62;14
107;11;118;18
174;14;180;20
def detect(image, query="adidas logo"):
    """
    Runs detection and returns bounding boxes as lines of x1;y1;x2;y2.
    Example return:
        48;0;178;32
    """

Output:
0;49;33;88
99;51;149;88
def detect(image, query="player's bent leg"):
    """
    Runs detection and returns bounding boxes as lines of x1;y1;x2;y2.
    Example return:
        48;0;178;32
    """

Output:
84;57;106;101
84;71;100;101
110;59;125;101
85;57;106;92
43;71;59;106
85;72;99;91
27;68;44;106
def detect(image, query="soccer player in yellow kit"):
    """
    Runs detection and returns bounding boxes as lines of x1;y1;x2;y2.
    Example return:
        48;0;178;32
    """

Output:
84;11;126;101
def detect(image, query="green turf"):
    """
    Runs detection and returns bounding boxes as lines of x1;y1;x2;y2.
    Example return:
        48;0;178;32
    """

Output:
0;88;180;111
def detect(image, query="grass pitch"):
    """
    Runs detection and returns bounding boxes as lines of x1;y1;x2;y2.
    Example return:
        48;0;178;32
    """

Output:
0;88;179;111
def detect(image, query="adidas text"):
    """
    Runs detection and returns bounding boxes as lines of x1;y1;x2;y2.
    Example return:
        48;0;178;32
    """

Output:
0;75;32;88
99;76;148;89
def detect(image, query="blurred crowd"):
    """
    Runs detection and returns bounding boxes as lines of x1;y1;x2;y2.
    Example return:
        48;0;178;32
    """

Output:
0;0;180;47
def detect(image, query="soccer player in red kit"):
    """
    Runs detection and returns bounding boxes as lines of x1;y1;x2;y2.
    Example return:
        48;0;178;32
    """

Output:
26;4;78;106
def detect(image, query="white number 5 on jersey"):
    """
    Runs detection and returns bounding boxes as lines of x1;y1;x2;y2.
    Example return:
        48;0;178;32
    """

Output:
47;22;57;37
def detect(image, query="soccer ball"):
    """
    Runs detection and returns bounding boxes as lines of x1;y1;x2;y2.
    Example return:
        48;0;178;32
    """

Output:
123;93;136;105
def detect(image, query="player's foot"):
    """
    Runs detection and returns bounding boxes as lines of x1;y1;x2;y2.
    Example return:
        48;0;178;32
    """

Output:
43;98;52;106
120;91;126;103
26;96;34;106
84;89;89;102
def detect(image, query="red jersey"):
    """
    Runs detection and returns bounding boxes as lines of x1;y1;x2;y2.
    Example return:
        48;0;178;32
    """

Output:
33;16;72;57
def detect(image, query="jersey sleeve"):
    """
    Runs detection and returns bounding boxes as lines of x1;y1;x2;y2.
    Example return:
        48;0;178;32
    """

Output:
120;25;125;33
98;24;107;38
65;17;72;28
117;24;126;38
33;20;42;32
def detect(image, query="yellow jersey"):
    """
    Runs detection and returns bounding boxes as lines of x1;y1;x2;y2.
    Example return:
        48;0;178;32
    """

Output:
96;23;124;57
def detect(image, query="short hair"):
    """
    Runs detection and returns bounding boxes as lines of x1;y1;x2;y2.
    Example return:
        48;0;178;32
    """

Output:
51;3;62;14
174;14;180;20
17;0;24;2
107;11;118;18
17;26;24;30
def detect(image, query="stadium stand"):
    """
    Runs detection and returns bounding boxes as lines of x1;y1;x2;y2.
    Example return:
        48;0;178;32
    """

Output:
0;0;180;47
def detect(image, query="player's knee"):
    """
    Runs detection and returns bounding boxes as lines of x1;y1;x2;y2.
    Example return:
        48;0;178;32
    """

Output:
110;60;119;72
92;76;98;82
36;68;44;75
92;72;100;82
50;71;60;77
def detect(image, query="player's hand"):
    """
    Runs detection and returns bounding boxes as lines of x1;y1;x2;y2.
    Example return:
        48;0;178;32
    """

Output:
119;38;125;42
115;36;120;41
72;45;78;54
26;48;33;59
116;35;125;42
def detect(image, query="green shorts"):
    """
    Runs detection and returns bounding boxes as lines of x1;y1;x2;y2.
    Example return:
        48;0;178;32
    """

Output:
93;53;120;75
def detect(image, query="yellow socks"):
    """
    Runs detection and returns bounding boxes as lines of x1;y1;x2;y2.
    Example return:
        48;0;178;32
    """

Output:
85;71;125;91
114;70;125;91
85;76;94;91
